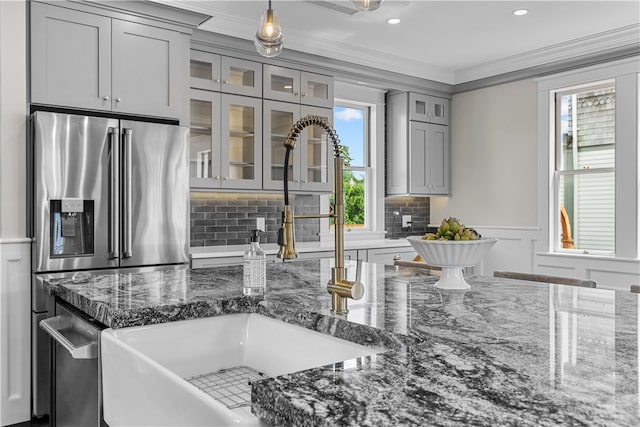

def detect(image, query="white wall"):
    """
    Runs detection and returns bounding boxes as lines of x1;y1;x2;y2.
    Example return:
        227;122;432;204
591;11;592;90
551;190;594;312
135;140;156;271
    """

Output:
432;63;639;291
430;79;538;227
0;0;27;239
0;1;30;425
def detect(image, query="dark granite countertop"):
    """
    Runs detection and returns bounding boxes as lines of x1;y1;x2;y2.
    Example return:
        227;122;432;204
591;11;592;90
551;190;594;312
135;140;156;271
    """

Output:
42;260;640;426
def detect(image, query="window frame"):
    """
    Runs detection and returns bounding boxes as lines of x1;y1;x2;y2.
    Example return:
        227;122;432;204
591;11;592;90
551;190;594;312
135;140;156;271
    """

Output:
319;82;386;243
552;82;616;255
334;101;372;231
537;58;639;260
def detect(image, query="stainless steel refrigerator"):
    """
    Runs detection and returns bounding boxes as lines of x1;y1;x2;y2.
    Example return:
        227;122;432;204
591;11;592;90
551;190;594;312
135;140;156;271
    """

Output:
30;110;189;424
32;111;189;272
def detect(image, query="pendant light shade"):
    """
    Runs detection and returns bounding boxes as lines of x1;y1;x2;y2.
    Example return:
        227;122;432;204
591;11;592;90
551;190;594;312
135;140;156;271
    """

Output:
352;0;384;12
254;0;283;58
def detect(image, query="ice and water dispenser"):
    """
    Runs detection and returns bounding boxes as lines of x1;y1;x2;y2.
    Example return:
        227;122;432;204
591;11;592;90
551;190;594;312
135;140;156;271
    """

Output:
50;199;95;257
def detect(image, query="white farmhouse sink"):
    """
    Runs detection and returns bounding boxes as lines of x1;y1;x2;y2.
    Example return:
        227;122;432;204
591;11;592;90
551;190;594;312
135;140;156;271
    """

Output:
101;313;381;427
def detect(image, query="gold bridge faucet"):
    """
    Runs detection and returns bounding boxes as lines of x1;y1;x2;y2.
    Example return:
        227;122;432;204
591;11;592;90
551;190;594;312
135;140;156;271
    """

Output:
277;115;364;315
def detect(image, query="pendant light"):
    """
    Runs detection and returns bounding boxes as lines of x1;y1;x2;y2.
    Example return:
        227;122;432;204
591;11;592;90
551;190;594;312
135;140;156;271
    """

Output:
254;0;283;58
352;0;384;12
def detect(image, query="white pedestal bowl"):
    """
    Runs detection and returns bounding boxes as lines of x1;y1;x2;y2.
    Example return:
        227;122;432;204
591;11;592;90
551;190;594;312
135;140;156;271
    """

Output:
407;236;498;290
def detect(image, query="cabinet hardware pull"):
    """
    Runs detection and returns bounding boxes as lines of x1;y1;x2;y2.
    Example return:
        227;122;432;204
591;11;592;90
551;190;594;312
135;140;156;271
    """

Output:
103;96;110;101
115;98;122;103
223;176;228;180
223;80;229;84
108;128;119;259
123;128;133;258
214;176;220;180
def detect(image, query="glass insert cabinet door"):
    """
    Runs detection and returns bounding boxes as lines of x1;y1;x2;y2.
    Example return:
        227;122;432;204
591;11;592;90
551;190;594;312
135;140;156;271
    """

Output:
409;92;449;125
263;65;334;108
263;100;332;192
300;72;333;108
220;57;262;98
190;50;221;92
220;94;262;190
263;100;296;190
189;89;220;188
189;90;262;190
300;105;333;191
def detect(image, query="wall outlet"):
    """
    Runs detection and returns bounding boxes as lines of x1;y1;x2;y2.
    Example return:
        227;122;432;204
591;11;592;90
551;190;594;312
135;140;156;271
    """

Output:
402;215;412;228
256;217;266;232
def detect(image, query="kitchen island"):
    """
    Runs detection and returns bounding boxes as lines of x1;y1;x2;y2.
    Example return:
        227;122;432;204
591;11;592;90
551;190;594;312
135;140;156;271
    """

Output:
43;260;639;426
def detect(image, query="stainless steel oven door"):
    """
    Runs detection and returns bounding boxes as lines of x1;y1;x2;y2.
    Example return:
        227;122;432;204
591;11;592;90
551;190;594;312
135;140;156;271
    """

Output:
40;302;103;427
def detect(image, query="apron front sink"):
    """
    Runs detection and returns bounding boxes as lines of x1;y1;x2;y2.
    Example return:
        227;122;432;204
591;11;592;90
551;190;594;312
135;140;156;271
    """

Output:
101;313;381;426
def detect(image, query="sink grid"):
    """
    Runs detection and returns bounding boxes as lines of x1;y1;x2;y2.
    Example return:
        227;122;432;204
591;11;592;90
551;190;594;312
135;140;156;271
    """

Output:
186;366;266;409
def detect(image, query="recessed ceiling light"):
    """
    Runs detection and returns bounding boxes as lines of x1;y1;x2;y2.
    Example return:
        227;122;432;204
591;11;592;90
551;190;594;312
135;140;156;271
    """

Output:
386;18;400;24
513;9;528;16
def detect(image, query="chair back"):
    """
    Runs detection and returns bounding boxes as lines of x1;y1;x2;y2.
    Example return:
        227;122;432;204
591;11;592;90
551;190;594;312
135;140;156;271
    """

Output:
493;270;596;288
394;260;441;271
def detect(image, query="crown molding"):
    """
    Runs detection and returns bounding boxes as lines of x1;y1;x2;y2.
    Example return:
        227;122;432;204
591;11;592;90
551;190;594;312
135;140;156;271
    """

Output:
455;24;640;84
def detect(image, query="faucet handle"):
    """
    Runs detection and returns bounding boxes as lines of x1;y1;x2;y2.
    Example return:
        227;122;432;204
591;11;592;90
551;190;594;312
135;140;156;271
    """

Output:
351;259;364;299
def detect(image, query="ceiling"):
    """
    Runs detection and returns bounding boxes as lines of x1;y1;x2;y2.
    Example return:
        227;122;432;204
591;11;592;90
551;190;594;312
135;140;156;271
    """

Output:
154;0;640;84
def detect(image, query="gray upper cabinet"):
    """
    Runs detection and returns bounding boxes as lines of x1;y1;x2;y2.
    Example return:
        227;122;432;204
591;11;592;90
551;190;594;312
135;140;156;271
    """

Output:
263;100;333;193
408;122;450;195
386;91;450;196
31;3;112;111
409;92;449;125
263;65;334;108
189;51;262;98
31;1;182;119
189;89;262;190
111;20;180;118
190;50;222;92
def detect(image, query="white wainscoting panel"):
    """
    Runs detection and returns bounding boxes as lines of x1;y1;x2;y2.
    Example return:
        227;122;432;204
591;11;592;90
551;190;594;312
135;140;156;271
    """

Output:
471;226;540;276
535;252;640;292
464;226;640;292
0;239;31;426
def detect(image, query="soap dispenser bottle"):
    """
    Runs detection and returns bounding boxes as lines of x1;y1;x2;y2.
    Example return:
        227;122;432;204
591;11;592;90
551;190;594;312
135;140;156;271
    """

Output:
243;229;266;296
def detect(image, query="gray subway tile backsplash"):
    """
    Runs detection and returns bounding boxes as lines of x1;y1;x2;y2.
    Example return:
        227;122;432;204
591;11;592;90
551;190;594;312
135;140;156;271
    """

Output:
190;192;320;247
191;193;431;247
384;197;431;239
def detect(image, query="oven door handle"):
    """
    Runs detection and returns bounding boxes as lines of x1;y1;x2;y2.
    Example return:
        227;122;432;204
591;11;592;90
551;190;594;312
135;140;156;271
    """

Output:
40;316;98;360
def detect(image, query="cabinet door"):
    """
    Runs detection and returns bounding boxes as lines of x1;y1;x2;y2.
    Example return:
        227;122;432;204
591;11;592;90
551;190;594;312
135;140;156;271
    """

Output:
301;72;334;108
221;57;262;98
189;89;221;189
190;50;221;91
409;122;450;195
220;94;262;189
429;97;449;125
263;100;299;191
299;106;333;192
408;93;431;122
409;93;449;124
112;20;181;118
427;124;450;194
31;2;112;111
263;65;301;104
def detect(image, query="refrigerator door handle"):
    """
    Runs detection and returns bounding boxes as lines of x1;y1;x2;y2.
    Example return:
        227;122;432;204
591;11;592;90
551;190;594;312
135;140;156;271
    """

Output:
108;128;119;259
122;128;133;258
